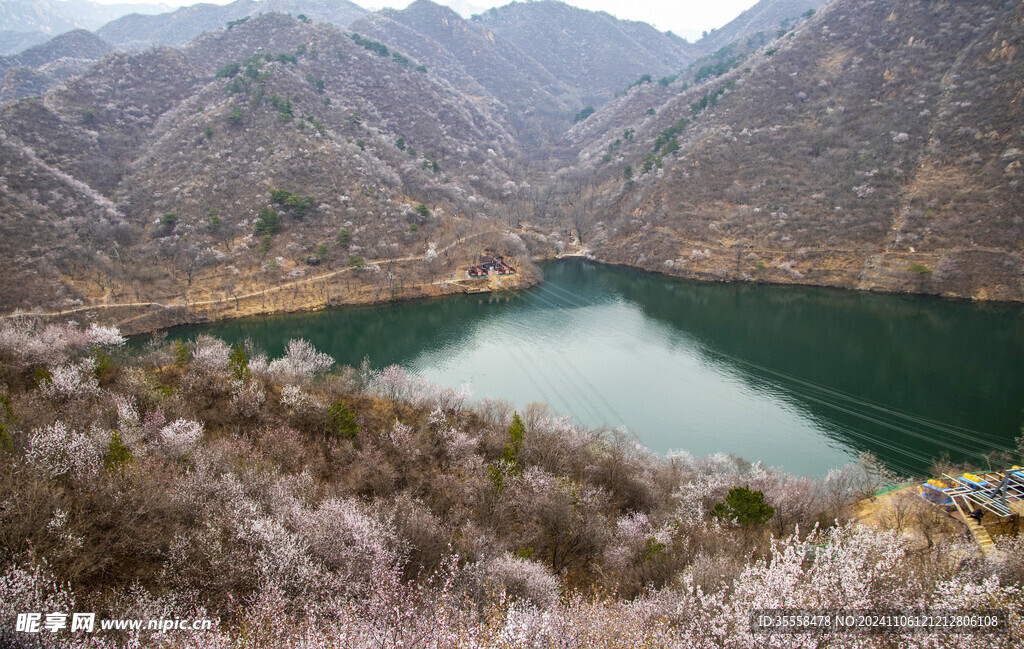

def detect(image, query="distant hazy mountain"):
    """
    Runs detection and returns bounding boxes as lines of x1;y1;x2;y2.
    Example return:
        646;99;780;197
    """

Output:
96;0;368;50
476;0;691;106
1;28;111;71
0;30;51;55
0;29;113;100
694;0;828;55
0;0;172;37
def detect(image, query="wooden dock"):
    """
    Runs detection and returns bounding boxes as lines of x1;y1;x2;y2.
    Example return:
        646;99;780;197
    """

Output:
918;469;1024;558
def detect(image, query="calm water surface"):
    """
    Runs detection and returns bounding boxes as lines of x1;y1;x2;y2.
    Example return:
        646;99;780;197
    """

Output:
159;259;1024;476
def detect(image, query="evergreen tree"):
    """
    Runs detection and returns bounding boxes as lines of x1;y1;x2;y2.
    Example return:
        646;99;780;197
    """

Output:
713;485;775;526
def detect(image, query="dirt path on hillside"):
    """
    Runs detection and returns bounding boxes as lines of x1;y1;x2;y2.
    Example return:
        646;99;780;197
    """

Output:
0;231;492;320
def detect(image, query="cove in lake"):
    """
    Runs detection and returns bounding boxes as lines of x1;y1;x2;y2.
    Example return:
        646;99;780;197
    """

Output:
160;259;1024;477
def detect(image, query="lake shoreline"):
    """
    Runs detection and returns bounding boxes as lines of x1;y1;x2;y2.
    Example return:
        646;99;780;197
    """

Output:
14;262;541;337
9;250;1023;336
582;252;1024;311
158;259;1024;477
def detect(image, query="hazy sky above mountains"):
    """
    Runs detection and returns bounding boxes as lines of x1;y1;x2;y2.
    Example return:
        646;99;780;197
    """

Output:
85;0;758;42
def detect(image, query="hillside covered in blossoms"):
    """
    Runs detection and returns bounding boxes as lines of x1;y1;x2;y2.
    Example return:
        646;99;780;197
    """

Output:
0;318;1022;647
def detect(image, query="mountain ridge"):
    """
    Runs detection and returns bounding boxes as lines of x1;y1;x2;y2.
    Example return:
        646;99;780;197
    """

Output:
0;29;114;101
96;0;368;50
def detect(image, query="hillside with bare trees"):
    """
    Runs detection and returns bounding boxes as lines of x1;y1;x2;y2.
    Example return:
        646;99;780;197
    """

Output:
1;0;1023;335
563;0;1024;301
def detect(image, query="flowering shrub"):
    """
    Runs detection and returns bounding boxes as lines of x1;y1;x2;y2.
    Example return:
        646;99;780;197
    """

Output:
0;328;1021;648
266;339;334;383
158;419;203;458
39;358;99;404
229;379;266;420
190;335;231;373
0;319;123;367
142;408;167;443
25;421;101;480
299;497;401;594
468;553;561;609
371;364;471;410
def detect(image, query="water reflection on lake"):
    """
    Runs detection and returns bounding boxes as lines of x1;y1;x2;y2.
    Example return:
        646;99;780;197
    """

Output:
161;259;1024;477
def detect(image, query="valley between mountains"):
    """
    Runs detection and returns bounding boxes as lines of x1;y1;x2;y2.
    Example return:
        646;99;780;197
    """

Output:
1;0;1021;334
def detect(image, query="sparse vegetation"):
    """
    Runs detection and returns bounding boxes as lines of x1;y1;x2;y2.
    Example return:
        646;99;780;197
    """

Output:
0;320;1020;647
270;189;316;219
910;262;933;276
692;43;746;84
215;61;240;78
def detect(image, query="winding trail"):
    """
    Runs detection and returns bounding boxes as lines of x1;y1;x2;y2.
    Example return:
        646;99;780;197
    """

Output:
1;232;491;320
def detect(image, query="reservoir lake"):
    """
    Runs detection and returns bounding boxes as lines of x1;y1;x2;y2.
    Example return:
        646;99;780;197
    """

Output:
160;259;1024;477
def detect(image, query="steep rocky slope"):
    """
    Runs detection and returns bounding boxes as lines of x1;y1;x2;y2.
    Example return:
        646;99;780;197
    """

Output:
694;0;828;55
0;13;527;328
351;0;576;146
2;0;1024;333
565;0;1024;302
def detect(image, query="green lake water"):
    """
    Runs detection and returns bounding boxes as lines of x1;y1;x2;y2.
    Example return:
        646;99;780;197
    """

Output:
158;259;1024;477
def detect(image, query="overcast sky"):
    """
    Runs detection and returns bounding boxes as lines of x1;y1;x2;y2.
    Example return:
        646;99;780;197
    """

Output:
89;0;760;42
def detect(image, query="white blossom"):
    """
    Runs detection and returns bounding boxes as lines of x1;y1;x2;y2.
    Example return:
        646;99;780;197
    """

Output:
158;419;202;458
266;339;334;383
25;421;101;480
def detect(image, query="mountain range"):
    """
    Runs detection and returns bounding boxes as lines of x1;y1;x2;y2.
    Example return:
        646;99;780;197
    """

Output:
96;0;368;50
0;0;171;54
0;0;1021;332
